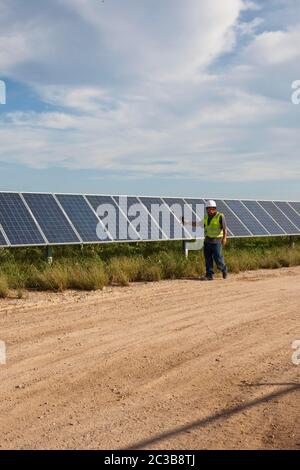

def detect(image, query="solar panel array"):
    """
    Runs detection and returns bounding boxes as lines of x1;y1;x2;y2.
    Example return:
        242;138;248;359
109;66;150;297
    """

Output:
0;192;299;247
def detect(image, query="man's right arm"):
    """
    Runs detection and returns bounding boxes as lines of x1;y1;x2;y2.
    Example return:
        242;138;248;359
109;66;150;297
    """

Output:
182;217;204;228
221;215;227;245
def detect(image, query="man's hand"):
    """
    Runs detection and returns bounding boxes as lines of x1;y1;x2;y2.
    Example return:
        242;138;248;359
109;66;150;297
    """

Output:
182;218;200;228
222;237;227;246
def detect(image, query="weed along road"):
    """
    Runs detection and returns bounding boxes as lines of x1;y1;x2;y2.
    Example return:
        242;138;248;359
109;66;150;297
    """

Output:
0;267;299;449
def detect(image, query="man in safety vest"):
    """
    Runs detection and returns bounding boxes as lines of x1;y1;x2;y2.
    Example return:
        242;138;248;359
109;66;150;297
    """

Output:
201;200;228;280
183;200;228;281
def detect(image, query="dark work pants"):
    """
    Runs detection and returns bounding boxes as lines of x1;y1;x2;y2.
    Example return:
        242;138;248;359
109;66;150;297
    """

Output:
204;241;227;277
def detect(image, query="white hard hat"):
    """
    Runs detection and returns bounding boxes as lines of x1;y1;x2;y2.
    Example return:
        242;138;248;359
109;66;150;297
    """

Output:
205;199;217;208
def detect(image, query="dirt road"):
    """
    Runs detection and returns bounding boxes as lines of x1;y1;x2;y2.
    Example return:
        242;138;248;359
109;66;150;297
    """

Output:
0;267;299;449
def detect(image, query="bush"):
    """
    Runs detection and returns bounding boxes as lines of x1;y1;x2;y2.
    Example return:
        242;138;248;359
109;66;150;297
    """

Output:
0;274;9;298
137;261;162;282
27;265;69;292
0;261;30;289
0;238;300;295
68;262;108;290
107;256;141;286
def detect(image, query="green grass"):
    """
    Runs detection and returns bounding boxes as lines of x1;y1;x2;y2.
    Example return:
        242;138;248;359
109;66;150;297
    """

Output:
0;237;299;294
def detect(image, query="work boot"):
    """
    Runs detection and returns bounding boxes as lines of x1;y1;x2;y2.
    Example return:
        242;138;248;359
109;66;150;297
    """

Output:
222;270;228;279
200;275;214;281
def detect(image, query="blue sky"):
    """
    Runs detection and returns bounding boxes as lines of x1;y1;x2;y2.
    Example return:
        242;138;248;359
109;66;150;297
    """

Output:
0;0;299;199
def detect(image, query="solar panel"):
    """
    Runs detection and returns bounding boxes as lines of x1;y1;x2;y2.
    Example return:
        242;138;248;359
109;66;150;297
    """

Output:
137;197;170;240
182;198;205;225
214;200;251;236
258;201;299;234
274;202;300;231
225;200;269;236
86;195;140;241
242;200;285;235
289;202;300;217
114;196;165;241
0;193;45;246
163;197;195;239
56;194;111;243
23;193;80;244
0;192;299;248
180;198;205;207
0;228;8;246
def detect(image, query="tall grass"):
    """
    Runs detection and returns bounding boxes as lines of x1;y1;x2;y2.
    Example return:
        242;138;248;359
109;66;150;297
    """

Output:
67;262;108;290
107;256;141;285
0;274;9;298
0;238;299;294
26;261;108;292
225;244;300;273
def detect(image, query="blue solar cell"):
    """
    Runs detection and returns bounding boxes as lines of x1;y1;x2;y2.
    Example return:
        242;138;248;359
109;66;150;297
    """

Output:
182;198;205;223
242;201;285;235
274;202;300;231
0;193;45;245
289;202;300;217
163;197;195;239
56;194;111;242
113;196;165;241
86;195;140;241
214;200;250;236
258;201;298;234
225;200;268;236
23;193;80;244
0;229;7;246
138;197;171;240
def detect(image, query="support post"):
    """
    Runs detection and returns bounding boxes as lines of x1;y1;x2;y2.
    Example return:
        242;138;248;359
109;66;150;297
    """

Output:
46;246;53;264
289;236;295;249
182;240;189;258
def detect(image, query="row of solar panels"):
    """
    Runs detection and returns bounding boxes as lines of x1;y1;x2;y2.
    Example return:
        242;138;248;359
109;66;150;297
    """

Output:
0;192;299;247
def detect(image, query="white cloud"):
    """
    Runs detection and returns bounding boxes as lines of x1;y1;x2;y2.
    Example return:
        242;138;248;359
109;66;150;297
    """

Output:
4;111;78;129
0;32;32;71
0;0;247;83
0;0;299;187
60;0;244;80
237;17;264;36
1;85;298;182
38;86;110;112
245;26;300;65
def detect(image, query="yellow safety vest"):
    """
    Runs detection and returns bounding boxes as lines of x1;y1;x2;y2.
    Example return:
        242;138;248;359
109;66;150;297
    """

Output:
204;212;224;238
